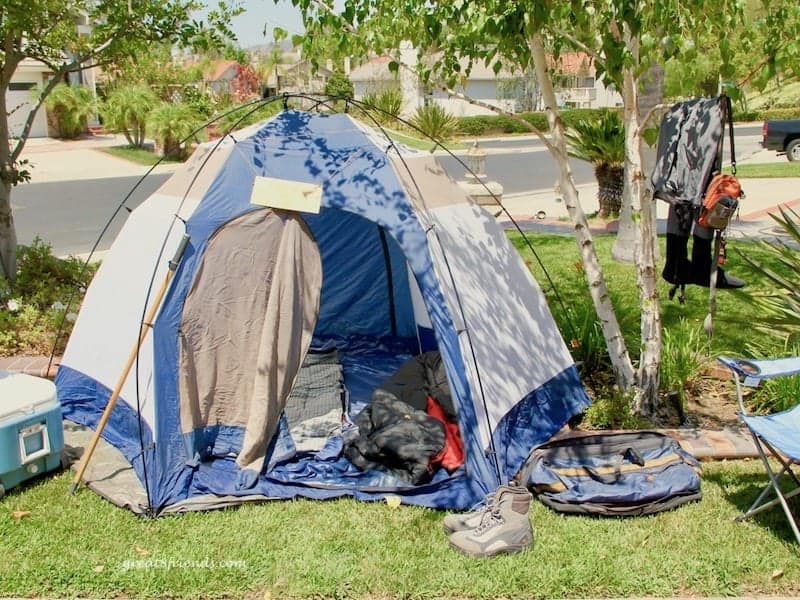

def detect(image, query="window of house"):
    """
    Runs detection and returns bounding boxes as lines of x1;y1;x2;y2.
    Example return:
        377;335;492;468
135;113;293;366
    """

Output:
10;82;37;91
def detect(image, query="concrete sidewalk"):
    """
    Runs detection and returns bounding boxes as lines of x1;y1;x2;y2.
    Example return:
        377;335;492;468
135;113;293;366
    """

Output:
19;133;180;183
492;150;799;236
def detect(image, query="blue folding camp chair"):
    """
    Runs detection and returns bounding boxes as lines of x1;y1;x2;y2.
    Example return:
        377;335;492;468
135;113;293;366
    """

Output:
717;356;800;543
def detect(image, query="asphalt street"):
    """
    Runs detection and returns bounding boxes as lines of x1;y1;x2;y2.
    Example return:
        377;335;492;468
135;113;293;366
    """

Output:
12;174;169;257
9;124;769;257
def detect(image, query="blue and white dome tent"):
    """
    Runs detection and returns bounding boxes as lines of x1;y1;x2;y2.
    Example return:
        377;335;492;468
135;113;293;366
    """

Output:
57;95;591;515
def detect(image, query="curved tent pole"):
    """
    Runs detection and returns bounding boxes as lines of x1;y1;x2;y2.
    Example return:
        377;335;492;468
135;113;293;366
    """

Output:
64;97;286;503
128;97;288;511
62;93;575;501
342;97;578;345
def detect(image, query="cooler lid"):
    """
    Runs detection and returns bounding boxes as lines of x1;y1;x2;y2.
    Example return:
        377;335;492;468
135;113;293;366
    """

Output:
0;370;58;419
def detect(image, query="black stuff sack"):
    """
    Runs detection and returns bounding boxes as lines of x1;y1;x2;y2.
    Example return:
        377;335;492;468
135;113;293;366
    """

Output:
522;431;702;517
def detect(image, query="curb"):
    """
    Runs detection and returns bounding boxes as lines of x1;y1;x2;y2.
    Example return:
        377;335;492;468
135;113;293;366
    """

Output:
0;355;60;379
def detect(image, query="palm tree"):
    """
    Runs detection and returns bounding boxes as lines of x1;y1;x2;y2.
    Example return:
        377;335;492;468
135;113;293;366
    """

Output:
566;111;625;219
44;84;96;139
148;102;202;160
101;84;158;148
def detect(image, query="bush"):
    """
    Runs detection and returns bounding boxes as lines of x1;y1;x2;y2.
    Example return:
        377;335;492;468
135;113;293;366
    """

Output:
410;103;458;141
733;107;800;122
362;88;403;125
44;84;96;139
101;84;158;147
660;319;710;406
454;108;616;137
324;69;354;99
148;102;203;160
0;239;96;357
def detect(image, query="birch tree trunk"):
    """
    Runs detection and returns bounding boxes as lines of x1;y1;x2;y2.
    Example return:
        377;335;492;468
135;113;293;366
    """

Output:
619;56;661;416
530;33;636;391
0;60;18;284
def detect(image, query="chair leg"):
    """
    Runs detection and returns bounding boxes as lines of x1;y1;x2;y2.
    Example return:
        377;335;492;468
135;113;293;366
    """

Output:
738;434;800;544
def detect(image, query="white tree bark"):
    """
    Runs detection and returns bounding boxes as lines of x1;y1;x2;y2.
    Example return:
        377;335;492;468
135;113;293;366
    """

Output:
619;58;661;416
530;34;636;391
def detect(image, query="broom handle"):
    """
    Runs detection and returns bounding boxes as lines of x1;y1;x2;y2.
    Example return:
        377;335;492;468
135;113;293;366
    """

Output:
69;234;190;494
703;231;722;339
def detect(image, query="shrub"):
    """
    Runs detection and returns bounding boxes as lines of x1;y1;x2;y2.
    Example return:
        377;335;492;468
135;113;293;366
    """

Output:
362;88;403;126
101;84;158;147
324;69;354;99
584;389;642;430
0;239;95;357
409;103;458;141
733;107;800;122
148;102;203;160
453;108;616;137
660;319;709;406
44;84;96;139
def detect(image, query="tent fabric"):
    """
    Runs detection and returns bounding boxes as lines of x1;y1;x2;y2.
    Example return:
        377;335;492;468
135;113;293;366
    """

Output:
178;209;322;474
56;109;591;514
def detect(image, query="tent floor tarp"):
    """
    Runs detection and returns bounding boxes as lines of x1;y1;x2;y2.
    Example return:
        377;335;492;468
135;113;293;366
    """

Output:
65;422;282;515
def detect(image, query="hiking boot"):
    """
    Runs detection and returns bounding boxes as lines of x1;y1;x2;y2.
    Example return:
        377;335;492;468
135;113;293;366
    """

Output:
448;483;534;557
442;491;496;534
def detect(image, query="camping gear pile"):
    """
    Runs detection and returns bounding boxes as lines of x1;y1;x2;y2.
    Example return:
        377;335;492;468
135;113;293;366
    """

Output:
57;108;591;515
0;370;63;498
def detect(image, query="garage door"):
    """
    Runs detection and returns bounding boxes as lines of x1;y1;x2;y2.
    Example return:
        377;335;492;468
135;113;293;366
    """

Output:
7;82;48;138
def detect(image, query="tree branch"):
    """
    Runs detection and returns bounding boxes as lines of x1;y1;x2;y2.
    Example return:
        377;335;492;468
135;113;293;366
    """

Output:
551;27;603;64
736;49;779;89
636;102;670;136
308;0;556;154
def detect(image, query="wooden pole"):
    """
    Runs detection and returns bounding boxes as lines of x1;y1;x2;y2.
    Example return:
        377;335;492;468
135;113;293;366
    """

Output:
69;234;189;494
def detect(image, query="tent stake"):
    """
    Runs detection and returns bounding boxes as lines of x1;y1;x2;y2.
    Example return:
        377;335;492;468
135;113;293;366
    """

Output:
69;234;190;495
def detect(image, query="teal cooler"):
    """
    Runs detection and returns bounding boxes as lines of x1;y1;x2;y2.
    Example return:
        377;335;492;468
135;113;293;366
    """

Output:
0;370;63;497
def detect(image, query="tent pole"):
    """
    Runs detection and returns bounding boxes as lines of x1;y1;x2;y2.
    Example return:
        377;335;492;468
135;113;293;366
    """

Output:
69;234;190;495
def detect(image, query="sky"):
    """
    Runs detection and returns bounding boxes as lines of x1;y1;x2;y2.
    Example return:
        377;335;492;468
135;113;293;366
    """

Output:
214;0;306;47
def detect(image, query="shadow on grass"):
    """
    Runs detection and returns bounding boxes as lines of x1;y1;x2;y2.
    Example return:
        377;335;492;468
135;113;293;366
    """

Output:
703;468;800;545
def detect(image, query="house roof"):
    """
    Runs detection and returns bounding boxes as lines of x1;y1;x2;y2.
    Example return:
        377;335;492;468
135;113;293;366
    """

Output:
208;60;240;82
550;52;596;76
348;56;396;82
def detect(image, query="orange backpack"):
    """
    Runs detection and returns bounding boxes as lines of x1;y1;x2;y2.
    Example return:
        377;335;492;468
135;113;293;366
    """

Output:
697;173;742;229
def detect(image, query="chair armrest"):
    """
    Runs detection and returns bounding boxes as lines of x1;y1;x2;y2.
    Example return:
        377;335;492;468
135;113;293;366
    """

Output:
718;355;800;382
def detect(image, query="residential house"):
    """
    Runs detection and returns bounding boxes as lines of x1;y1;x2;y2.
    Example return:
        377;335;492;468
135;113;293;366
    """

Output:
277;59;333;94
349;49;622;117
349;54;526;117
551;52;622;109
7;59;51;138
7;11;102;138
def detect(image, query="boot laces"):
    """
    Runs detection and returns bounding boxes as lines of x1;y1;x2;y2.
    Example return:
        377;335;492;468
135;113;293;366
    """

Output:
474;505;504;536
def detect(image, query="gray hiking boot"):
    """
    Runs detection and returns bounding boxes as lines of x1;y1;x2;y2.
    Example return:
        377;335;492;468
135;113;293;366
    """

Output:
448;483;533;557
442;491;496;534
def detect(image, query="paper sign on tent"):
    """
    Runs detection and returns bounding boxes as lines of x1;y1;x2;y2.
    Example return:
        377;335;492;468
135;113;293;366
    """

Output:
250;176;322;214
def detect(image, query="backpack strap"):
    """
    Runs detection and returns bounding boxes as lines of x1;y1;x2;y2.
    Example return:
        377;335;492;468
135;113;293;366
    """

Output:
724;94;737;175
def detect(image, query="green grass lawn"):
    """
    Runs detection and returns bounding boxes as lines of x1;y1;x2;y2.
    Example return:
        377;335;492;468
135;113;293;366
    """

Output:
382;127;468;152
2;233;798;598
100;145;181;166
509;232;789;362
725;162;800;178
0;461;798;599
